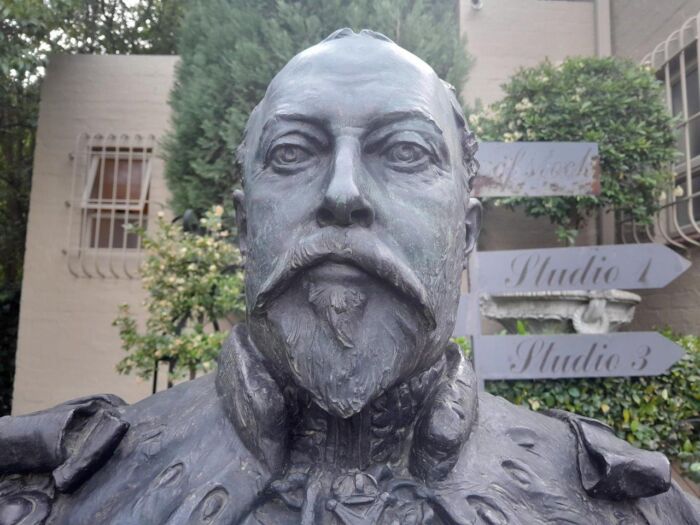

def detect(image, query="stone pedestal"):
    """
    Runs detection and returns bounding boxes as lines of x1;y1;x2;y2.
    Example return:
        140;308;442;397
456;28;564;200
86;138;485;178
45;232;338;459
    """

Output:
481;289;641;334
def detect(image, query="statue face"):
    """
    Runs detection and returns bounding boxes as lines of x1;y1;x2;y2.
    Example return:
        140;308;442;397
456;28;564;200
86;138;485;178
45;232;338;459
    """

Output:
236;32;480;417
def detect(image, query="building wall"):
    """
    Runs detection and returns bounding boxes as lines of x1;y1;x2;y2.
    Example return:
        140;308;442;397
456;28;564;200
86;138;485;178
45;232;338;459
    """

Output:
12;55;178;415
460;0;597;108
611;0;700;61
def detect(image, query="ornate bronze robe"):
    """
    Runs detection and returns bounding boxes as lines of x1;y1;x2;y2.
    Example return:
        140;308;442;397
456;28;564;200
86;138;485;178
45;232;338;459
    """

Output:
1;325;699;524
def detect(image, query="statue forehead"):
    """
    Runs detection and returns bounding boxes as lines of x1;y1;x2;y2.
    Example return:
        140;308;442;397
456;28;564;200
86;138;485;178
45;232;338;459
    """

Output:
259;35;455;131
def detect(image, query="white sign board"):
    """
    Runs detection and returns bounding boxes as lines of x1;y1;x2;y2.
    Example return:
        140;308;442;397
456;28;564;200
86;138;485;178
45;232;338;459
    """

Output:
477;244;690;294
473;333;684;380
472;142;600;197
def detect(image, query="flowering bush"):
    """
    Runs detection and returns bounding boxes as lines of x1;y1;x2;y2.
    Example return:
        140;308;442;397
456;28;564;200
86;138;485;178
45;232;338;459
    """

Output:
472;57;676;245
113;206;245;382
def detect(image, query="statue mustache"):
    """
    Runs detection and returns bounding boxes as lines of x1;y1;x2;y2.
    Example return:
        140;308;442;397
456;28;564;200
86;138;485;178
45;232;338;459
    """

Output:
251;228;436;330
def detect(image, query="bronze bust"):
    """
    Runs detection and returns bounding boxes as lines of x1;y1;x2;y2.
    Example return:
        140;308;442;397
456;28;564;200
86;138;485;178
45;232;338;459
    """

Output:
1;29;699;525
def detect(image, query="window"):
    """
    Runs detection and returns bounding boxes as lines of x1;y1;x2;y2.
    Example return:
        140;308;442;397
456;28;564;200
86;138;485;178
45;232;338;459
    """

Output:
66;133;158;279
633;15;700;247
81;147;152;249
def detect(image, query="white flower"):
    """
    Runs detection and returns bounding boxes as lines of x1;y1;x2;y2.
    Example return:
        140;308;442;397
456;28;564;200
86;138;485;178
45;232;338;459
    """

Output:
214;205;224;217
157;211;165;218
674;185;685;198
514;97;533;112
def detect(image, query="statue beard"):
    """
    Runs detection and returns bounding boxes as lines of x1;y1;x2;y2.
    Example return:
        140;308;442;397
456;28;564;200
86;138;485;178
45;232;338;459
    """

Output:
249;269;428;418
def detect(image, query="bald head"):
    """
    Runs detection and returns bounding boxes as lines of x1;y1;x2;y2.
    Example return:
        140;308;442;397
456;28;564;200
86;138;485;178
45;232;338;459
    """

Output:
239;29;477;189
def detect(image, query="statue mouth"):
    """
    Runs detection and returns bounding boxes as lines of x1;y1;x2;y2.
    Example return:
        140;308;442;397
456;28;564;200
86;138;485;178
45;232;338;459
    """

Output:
305;259;371;283
251;229;436;330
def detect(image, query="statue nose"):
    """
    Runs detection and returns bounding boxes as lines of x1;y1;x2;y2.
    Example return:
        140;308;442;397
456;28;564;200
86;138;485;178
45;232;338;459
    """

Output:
316;141;374;228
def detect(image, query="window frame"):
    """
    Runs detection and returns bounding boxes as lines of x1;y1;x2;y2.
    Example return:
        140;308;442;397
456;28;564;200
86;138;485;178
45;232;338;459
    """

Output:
81;149;153;213
79;146;153;252
633;14;700;247
81;209;145;251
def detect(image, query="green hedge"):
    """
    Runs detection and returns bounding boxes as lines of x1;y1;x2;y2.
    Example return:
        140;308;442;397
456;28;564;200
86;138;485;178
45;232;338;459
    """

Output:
454;332;700;480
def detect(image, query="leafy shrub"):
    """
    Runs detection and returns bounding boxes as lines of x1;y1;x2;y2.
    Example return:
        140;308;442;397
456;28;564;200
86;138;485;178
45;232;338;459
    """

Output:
113;206;245;382
472;57;676;245
485;330;700;479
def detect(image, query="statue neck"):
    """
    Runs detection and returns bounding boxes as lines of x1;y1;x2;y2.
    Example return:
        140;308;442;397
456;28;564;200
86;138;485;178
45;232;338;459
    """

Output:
286;356;446;472
216;324;477;483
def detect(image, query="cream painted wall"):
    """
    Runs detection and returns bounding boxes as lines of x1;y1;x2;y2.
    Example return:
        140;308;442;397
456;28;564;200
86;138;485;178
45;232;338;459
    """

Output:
460;0;596;108
611;0;700;61
13;55;178;414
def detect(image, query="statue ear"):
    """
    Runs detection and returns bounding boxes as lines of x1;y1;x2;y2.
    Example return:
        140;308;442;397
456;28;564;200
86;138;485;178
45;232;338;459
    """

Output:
233;190;248;259
465;197;482;258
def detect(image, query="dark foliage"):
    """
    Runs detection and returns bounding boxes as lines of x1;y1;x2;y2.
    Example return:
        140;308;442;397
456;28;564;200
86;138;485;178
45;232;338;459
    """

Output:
164;0;471;214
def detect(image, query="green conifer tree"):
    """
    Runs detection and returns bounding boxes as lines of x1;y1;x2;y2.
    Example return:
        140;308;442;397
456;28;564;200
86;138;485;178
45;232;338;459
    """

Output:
165;0;471;214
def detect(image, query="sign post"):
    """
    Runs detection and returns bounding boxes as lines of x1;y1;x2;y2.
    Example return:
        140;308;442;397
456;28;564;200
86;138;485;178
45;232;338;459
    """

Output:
463;244;690;383
456;141;691;387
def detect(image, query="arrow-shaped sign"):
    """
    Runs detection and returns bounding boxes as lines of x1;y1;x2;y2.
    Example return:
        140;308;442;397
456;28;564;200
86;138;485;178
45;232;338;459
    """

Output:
472;141;600;197
477;243;690;294
473;332;684;381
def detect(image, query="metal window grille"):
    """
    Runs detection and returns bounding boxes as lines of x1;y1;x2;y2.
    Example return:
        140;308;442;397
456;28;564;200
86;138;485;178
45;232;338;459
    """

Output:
623;13;700;247
65;133;161;278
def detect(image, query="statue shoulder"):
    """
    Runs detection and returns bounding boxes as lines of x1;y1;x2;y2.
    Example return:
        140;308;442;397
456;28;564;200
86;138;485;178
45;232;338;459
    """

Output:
542;407;672;500
433;393;700;524
0;374;262;525
0;393;129;523
474;394;672;500
0;393;129;491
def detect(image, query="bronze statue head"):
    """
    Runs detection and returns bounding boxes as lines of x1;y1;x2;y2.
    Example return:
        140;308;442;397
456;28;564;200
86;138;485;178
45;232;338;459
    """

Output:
235;29;481;417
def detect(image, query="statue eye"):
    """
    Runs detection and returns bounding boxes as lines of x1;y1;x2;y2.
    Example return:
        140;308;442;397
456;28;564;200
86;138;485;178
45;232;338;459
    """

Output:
268;144;313;172
383;141;430;170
